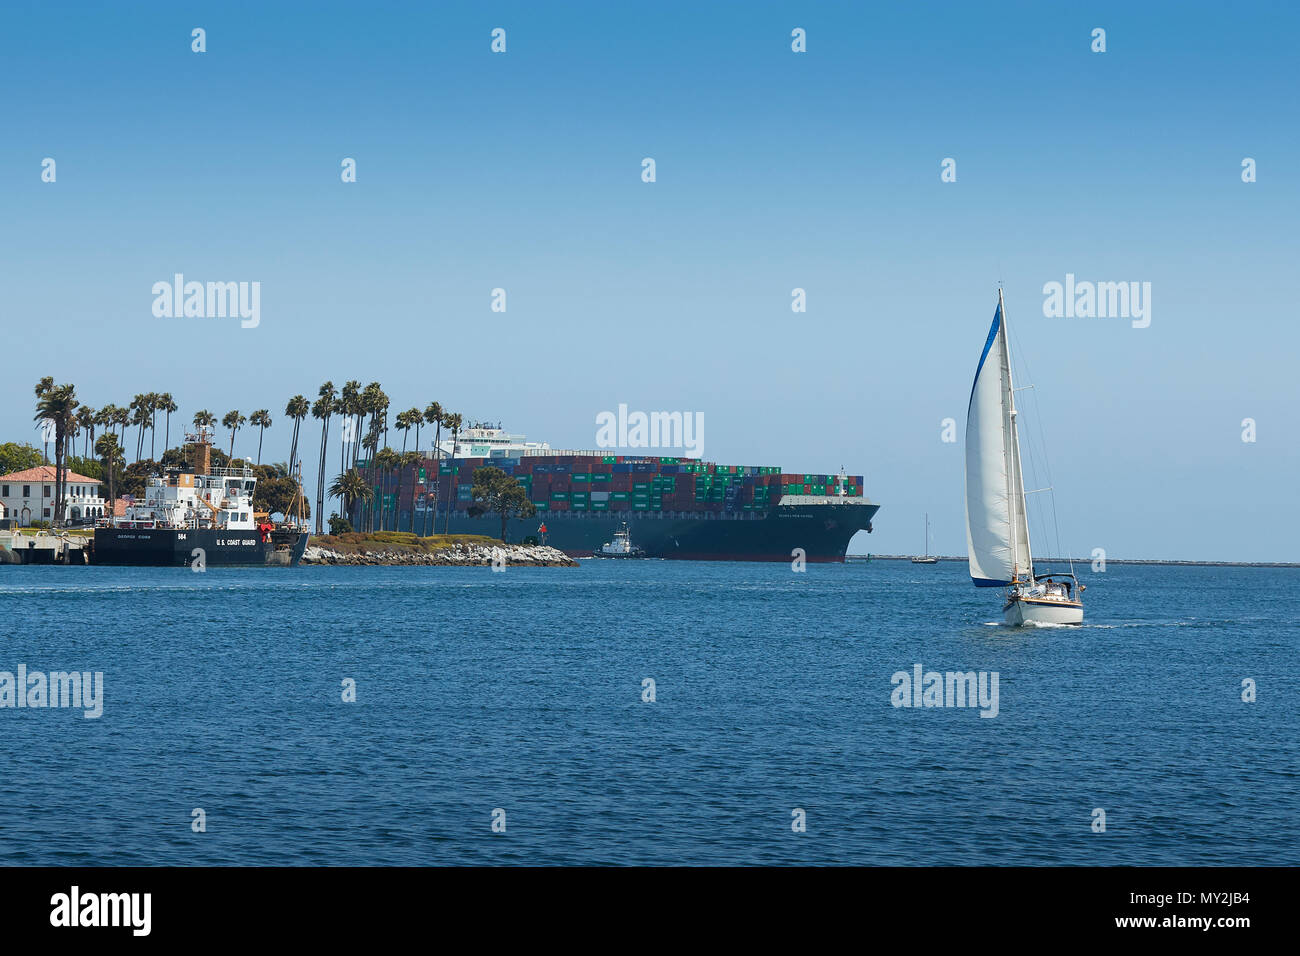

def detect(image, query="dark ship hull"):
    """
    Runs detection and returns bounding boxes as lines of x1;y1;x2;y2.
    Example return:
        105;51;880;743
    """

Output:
435;501;879;562
92;528;308;567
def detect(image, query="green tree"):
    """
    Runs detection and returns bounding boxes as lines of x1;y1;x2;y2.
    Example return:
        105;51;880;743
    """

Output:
312;383;337;535
113;405;130;445
34;382;78;527
34;377;55;462
249;409;272;465
129;394;151;462
253;464;310;521
146;392;161;459
442;412;462;534
397;450;421;534
329;469;371;527
157;393;178;455
423;402;444;535
94;433;124;517
222;410;246;459
75;405;96;458
467;465;536;543
340;380;362;470
284;395;309;478
0;442;43;476
372;447;399;532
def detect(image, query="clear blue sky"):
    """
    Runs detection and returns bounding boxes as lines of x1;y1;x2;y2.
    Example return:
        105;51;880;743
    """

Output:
3;1;1296;560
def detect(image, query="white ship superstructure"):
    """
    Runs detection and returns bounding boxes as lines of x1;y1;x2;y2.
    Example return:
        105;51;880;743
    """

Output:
109;428;258;532
436;423;550;460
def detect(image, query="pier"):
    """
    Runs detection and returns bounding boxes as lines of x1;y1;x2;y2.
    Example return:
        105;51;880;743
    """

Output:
0;530;91;565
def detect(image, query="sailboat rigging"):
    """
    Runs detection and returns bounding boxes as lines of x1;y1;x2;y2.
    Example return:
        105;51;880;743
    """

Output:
911;513;938;564
964;288;1084;626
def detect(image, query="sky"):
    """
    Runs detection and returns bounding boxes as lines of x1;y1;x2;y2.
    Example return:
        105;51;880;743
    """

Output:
2;1;1297;561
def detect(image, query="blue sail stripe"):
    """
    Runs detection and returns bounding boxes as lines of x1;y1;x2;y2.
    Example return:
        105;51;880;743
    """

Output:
967;302;1001;412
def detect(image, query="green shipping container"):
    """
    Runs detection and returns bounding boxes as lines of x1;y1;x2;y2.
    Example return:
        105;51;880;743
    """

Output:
611;492;630;500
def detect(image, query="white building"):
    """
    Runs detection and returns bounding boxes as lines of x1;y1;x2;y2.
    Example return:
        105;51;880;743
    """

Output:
0;465;105;526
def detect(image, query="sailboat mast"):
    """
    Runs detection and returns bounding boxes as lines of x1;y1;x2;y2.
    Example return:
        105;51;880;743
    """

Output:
999;288;1033;580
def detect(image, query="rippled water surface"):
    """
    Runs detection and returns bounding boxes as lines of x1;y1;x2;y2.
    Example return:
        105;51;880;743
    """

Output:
0;560;1295;865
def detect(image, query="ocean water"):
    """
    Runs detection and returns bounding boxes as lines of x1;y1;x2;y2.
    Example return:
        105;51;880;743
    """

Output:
0;559;1295;866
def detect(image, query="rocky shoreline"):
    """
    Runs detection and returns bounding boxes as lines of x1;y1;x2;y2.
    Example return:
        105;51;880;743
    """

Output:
301;542;577;567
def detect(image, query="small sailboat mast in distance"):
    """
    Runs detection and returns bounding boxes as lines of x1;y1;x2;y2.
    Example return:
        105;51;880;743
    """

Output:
910;513;938;564
964;288;1083;626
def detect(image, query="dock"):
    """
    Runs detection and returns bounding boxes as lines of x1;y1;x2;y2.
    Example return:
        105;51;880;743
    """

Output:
0;531;92;565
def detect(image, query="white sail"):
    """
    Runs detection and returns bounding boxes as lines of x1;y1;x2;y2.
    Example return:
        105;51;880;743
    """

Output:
965;293;1032;586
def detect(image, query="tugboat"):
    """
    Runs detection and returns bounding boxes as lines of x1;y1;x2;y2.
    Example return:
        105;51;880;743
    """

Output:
92;426;309;567
593;523;645;559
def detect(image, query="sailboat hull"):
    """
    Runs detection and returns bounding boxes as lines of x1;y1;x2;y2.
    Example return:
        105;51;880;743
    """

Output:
1004;596;1084;626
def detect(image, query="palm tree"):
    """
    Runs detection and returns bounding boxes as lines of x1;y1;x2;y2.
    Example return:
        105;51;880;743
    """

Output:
129;394;150;461
146;392;161;459
340;380;362;469
334;396;349;488
222;410;246;459
33;377;53;461
410;407;426;455
442;412;463;534
249;409;272;465
158;393;178;455
95;405;117;452
34;382;78;527
193;409;216;436
396;409;418;453
284;395;309;478
361;429;381;531
76;405;96;458
398;450;422;533
95;432;123;521
360;383;386;462
424;402;444;534
329;469;371;529
311;383;336;535
113;405;130;445
373;447;399;532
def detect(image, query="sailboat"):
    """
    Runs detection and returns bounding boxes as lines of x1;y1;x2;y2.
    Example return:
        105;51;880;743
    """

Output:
964;289;1084;626
910;513;938;563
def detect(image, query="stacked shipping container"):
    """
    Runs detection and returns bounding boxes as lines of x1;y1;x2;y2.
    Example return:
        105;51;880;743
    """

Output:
357;453;866;526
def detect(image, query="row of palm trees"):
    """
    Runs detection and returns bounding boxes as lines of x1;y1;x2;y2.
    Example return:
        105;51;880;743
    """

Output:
46;391;179;465
31;377;468;535
316;382;465;535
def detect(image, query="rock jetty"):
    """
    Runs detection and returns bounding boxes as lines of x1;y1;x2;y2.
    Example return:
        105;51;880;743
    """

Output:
301;542;576;567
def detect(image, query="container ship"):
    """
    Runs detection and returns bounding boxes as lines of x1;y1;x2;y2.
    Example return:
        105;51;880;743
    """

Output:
354;425;879;562
93;427;308;567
